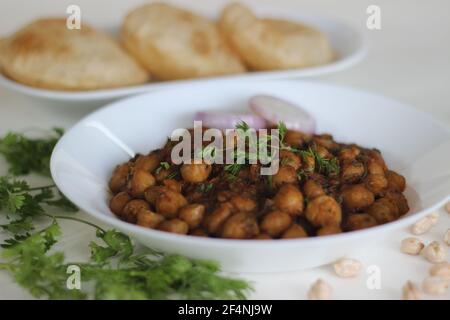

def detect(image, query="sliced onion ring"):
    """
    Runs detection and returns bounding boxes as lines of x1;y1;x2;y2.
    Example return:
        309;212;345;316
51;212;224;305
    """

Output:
249;95;316;134
194;112;267;130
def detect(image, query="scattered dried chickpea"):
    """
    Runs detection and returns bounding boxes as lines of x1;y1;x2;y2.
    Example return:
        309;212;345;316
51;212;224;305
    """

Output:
402;281;422;300
410;212;439;235
444;229;450;246
307;279;332;300
422;241;447;264
400;237;425;255
422;276;449;295
429;262;450;279
333;258;362;278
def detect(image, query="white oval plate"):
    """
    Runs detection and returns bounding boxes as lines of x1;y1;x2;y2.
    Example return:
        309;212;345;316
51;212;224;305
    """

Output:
0;10;367;104
50;80;450;272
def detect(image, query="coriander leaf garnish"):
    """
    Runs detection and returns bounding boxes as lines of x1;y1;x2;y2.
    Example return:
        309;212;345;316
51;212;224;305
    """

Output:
196;183;214;194
155;161;170;174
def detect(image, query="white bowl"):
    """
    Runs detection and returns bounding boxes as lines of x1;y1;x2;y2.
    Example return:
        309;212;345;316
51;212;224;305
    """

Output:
0;9;366;105
50;80;450;272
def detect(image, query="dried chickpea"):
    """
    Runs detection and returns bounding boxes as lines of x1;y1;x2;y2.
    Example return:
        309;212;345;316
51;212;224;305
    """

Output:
307;279;332;300
422;241;447;264
400;237;424;255
280;150;301;170
230;195;257;212
402;281;422;300
333;258;362;278
127;170;156;198
272;166;297;187
109;163;131;193
429;262;450;279
342;184;374;211
122;199;149;223
317;225;341;236
410;212;439;235
109;191;131;216
134;153;160;172
136;210;164;228
274;184;304;216
422;276;449;295
340;161;365;183
260;210;292;237
178;204;205;229
281;224;308;239
303;179;325;200
364;174;388;195
204;202;234;234
158;219;189;235
367;198;399;224
180;163;212;183
221;212;259;239
346;213;377;231
155;189;188;218
305;195;342;227
385;170;406;192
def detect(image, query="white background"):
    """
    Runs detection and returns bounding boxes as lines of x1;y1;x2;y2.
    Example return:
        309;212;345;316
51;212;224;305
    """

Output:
0;0;449;299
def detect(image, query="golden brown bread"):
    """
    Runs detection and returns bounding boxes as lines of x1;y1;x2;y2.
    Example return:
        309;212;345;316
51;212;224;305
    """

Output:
219;3;335;70
121;3;246;80
0;19;150;90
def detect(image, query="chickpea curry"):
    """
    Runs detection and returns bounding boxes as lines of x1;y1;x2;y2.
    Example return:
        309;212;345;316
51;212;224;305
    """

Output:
109;124;409;240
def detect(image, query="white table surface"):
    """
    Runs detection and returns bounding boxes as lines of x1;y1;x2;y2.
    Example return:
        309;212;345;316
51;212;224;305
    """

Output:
0;0;449;300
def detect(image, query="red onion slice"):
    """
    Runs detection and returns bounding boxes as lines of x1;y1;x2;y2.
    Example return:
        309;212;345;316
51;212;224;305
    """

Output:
249;95;316;134
194;112;267;130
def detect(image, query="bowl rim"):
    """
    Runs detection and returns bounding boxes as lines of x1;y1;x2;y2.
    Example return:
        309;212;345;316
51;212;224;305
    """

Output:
50;80;450;249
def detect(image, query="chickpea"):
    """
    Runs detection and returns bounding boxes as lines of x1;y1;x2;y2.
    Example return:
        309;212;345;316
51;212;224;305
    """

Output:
154;168;171;182
144;186;164;205
367;149;387;170
134;153;160;172
127;170;156;198
109;191;131;216
230;195;257;212
260;210;292;237
155;189;188;218
122;199;149;223
189;228;208;237
338;146;360;162
281;224;308;239
305;195;342;227
303;180;325;199
340;161;365;183
163;179;182;193
221;212;259;239
302;154;315;172
314;134;339;150
217;190;233;202
341;184;374;211
136;210;164;229
178;204;205;229
366;158;385;175
274;184;304;216
204;202;233;234
364;173;388;195
317;225;342;236
385;170;406;192
158;219;189;235
109;163;131;193
272;166;297;187
180;163;212;183
346;213;377;231
367;198;399;224
253;233;272;240
284;130;309;147
280;150;301;170
315;145;332;159
384;191;409;215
